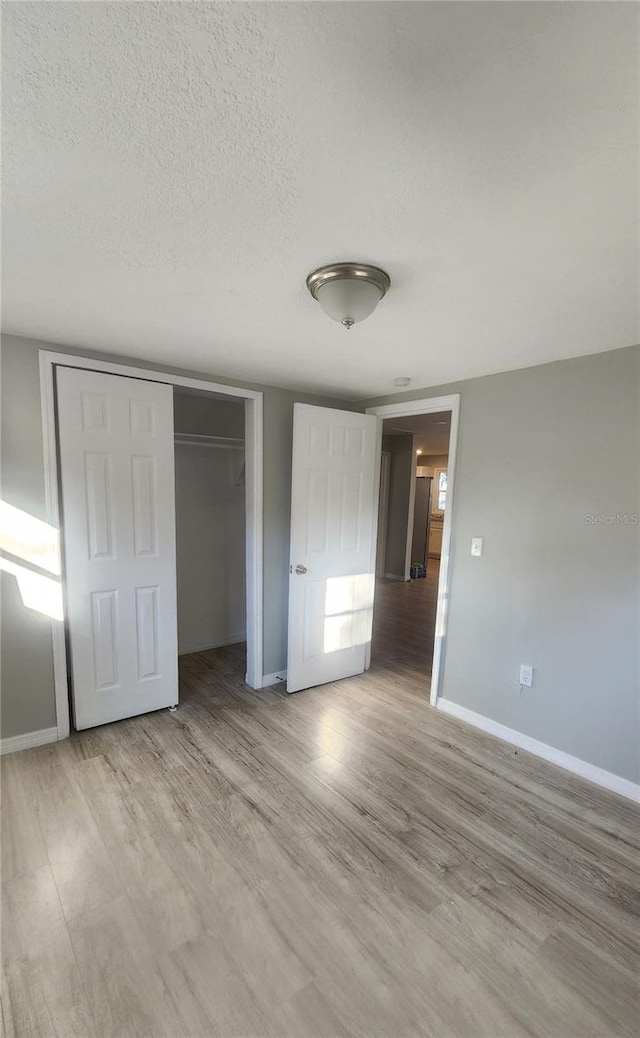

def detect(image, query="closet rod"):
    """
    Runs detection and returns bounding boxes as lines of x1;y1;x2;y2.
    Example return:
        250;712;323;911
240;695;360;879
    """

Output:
174;433;245;450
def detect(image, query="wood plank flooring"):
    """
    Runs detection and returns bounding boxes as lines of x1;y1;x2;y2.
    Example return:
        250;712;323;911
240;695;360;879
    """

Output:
371;561;440;677
2;586;639;1036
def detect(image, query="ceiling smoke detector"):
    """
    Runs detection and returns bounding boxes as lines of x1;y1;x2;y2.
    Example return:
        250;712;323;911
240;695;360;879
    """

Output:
306;263;390;329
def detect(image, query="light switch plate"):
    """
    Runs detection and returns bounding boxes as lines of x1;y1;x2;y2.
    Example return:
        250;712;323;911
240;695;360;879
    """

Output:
471;537;483;557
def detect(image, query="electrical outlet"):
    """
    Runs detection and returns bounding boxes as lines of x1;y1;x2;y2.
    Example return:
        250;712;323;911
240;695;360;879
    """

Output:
519;664;534;688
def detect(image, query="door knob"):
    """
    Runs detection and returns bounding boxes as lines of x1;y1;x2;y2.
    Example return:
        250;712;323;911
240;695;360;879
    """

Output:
295;564;307;575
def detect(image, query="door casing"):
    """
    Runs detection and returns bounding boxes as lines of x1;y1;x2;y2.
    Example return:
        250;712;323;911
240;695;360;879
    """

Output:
40;350;263;740
375;450;391;578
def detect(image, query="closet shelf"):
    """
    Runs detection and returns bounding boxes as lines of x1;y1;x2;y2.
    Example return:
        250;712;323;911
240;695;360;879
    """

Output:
174;433;245;450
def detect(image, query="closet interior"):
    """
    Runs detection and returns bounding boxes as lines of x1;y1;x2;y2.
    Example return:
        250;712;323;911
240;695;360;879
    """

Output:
173;389;246;672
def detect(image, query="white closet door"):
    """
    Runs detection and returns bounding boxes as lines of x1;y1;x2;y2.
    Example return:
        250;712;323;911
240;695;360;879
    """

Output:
287;404;381;693
56;367;178;729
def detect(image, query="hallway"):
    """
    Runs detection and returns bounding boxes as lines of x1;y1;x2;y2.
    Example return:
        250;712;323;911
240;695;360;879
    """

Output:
371;559;440;686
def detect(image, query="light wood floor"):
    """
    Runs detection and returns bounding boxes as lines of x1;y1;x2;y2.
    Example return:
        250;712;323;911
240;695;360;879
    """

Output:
2;594;639;1036
371;560;440;678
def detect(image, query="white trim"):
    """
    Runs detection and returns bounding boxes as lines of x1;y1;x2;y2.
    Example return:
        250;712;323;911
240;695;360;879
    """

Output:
41;353;262;401
364;416;384;672
39;350;264;741
261;670;287;688
437;699;640;804
369;394;461;419
178;632;246;656
1;727;58;755
367;394;461;708
375;451;391;578
39;355;71;740
244;394;263;691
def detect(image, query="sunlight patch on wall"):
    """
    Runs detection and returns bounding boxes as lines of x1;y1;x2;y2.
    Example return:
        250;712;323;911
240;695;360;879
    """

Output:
0;501;60;574
0;500;63;619
0;558;64;621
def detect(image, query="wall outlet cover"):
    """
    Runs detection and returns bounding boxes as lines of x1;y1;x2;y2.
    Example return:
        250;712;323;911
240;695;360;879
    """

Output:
519;664;534;687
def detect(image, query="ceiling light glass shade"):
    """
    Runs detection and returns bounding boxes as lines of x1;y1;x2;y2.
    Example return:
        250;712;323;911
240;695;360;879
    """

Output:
306;263;390;329
316;278;382;327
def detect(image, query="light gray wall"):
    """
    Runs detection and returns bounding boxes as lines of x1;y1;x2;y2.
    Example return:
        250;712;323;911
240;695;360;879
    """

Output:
382;434;414;579
1;339;58;733
363;346;640;784
174;393;246;655
0;334;353;738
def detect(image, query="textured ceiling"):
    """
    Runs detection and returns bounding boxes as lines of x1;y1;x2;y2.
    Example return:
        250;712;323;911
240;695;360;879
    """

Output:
2;2;637;398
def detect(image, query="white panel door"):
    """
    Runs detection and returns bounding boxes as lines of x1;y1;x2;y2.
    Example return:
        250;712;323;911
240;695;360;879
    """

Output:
56;367;178;729
287;404;381;693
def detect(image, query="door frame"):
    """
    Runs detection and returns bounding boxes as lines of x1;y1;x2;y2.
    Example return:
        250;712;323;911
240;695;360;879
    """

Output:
39;350;264;741
403;437;419;581
375;450;391;578
366;394;460;707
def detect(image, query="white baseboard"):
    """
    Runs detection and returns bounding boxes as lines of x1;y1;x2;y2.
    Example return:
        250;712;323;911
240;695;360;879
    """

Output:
261;670;287;688
436;699;639;804
0;727;58;755
178;632;246;656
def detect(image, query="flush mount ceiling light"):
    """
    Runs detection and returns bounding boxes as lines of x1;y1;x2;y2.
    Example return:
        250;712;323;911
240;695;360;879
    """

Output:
306;263;390;330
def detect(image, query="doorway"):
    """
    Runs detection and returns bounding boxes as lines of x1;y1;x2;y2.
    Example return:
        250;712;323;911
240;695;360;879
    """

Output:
366;396;460;705
173;389;248;696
